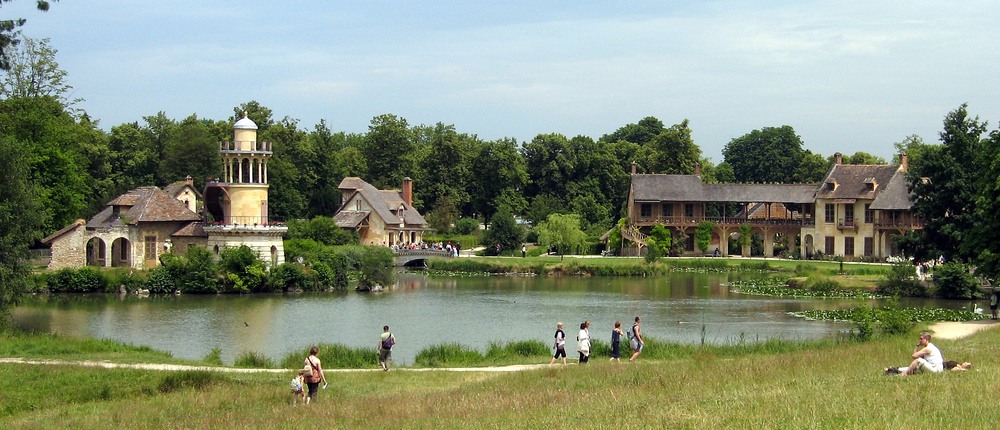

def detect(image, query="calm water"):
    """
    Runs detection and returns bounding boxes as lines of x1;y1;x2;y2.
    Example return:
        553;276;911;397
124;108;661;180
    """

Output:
12;272;913;365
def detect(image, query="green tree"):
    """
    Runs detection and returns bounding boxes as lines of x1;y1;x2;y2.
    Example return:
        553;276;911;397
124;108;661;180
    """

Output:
645;119;702;175
0;134;42;312
306;120;348;216
645;223;671;263
841;152;887;165
158;115;221;190
415;122;471;213
0;37;82;111
232;100;275;134
363;113;414;189
108;122;157;194
696;221;715;253
600;116;665;146
0;0;53;71
906;104;986;263
536;213;586;260
523;133;575;200
792;150;830;183
468;137;527;222
358;246;394;289
264;116;312;220
482;206;522;256
723;126;805;183
968;128;1000;280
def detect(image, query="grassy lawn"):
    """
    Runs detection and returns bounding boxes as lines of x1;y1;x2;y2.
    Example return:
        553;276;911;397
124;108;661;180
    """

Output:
3;325;997;429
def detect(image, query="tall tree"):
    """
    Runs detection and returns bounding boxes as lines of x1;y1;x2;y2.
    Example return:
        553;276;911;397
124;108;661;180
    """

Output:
415;122;471;214
481;206;523;256
0;37;81;111
723;126;805;183
108;122;158;195
969;128;1000;279
363;113;414;189
264;116;312;220
307;120;348;216
0;134;42;312
158;115;221;190
906;104;987;263
232;100;274;134
0;0;53;71
467;137;527;222
522;133;575;200
792;150;829;183
600;116;665;146
645;119;702;175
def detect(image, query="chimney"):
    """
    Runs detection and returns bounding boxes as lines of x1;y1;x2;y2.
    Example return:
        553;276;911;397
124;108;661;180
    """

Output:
899;153;909;173
694;164;701;176
631;162;637;175
185;175;193;187
834;152;843;165
402;177;413;207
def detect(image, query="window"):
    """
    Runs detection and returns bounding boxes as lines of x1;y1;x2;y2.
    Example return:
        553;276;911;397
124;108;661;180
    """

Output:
824;237;835;255
864;204;873;224
684;204;694;217
824;204;835;223
662;203;673;218
640;203;652;218
144;236;157;259
864;237;873;256
845;237;854;257
844;204;854;224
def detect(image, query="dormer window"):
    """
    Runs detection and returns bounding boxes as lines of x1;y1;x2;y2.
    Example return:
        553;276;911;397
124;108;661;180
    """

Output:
864;178;877;191
825;180;837;191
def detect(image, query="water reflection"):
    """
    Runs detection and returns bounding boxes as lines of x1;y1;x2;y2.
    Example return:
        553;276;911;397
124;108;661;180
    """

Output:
11;272;962;366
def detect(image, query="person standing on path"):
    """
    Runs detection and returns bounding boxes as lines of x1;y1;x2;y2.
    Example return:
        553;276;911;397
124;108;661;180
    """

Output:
522;245;526;258
629;316;644;362
610;321;624;362
549;322;567;365
990;287;998;320
577;321;591;364
303;346;326;404
378;325;396;371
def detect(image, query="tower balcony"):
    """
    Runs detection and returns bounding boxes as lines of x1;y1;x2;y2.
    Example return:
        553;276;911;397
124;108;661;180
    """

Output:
219;140;272;154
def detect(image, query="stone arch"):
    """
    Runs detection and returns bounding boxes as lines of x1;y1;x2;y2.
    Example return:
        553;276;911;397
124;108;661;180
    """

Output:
803;234;815;258
410;231;417;244
86;237;106;266
270;245;278;267
111;237;132;267
241;158;251;183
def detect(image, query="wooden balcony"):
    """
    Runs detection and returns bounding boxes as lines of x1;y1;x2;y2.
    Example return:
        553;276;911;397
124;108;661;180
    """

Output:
837;218;857;231
632;216;814;228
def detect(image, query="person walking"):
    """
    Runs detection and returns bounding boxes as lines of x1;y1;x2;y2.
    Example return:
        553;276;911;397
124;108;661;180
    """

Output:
990;287;998;320
378;325;396;371
610;321;624;362
549;322;567;365
303;346;326;404
577;321;591;364
628;316;644;362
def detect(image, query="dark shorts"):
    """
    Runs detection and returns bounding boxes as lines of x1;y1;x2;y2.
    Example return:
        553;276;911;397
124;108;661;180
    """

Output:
579;351;589;363
554;346;566;359
307;381;319;399
379;348;392;363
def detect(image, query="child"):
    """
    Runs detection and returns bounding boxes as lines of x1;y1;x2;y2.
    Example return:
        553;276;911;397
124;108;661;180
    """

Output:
610;321;624;362
290;370;305;405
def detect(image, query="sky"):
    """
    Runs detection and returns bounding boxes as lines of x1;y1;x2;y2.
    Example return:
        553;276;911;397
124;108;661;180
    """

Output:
5;1;1000;163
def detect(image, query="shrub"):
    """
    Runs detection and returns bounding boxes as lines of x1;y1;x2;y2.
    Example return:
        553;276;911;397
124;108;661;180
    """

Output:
280;343;375;370
933;261;978;299
453;217;481;235
46;267;108;293
234;350;275;368
877;261;925;297
203;347;224;366
415;343;484;367
269;263;308;292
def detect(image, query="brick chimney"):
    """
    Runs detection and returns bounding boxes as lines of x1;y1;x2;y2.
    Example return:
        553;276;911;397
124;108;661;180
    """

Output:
694;164;701;176
834;152;843;165
402;177;413;207
899;153;909;173
631;162;637;175
185;175;194;187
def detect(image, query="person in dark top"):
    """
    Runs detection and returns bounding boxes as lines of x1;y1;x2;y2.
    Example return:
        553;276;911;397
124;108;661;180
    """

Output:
610;321;624;362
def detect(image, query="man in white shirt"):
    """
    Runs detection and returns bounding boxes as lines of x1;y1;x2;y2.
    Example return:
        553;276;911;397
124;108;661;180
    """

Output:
900;332;944;376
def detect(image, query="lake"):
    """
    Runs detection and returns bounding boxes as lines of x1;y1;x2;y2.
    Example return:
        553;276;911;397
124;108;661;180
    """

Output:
11;271;921;366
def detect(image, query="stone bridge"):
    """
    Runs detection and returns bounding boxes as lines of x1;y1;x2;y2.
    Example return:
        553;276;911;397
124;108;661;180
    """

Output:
393;249;453;267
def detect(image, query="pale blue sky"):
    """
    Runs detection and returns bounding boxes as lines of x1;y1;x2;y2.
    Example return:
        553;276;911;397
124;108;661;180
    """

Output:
6;1;1000;162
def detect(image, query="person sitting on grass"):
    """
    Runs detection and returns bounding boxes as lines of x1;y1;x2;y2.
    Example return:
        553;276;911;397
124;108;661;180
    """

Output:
884;332;944;376
944;360;973;371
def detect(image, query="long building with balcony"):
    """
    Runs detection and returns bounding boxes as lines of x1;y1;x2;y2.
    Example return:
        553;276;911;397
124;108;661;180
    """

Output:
624;153;920;260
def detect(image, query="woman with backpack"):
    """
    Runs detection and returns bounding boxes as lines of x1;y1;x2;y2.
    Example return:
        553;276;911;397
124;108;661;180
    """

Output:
378;325;396;371
303;346;326;404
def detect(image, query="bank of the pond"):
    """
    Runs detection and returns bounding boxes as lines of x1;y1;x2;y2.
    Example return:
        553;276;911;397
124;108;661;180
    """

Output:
4;326;1000;429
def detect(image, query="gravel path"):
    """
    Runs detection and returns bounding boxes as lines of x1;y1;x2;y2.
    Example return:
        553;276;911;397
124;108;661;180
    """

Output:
928;318;1000;340
0;358;551;374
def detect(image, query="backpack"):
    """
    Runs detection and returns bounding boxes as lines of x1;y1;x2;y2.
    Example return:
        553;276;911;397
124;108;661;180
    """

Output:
290;376;302;391
382;334;395;349
627;325;636;340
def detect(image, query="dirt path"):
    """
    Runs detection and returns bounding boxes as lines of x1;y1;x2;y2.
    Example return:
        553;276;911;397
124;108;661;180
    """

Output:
928;318;1000;340
0;358;551;374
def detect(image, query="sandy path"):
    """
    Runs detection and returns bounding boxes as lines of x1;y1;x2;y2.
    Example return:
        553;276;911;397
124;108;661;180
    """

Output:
928;318;1000;340
0;358;551;374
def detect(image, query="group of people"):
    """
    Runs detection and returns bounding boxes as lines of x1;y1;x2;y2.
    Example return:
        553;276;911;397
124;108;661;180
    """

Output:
549;316;645;365
388;241;460;256
290;326;397;405
883;332;972;376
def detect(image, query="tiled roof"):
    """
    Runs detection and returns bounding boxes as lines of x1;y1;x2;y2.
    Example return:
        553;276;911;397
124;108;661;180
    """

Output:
87;186;201;228
334;210;370;228
815;164;900;200
630;175;816;204
171;221;207;237
870;171;914;210
41;219;85;244
335;177;429;228
163;181;203;199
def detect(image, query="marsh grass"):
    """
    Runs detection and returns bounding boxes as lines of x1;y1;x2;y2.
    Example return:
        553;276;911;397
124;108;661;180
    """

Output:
234;351;274;368
279;343;377;370
6;326;998;429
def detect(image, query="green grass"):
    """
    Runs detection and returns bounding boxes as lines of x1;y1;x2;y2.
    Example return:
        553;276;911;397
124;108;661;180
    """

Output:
4;326;999;428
